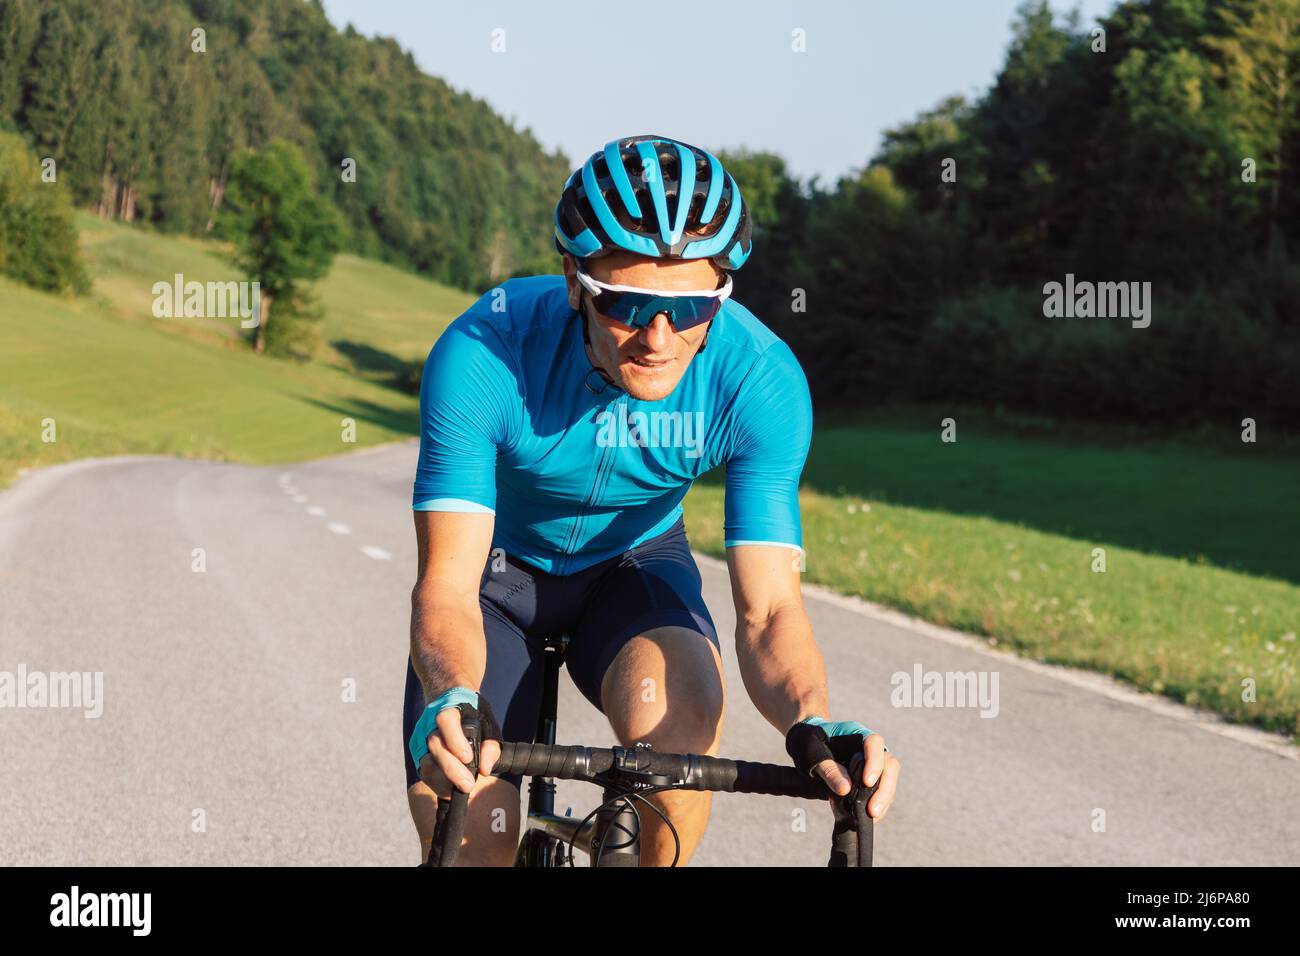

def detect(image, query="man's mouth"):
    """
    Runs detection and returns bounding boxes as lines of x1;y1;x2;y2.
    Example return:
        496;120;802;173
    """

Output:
628;356;672;369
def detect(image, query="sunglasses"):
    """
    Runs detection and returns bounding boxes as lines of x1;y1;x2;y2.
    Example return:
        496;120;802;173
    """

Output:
575;267;731;332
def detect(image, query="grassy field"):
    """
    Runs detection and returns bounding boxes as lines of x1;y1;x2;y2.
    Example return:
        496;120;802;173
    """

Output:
0;215;472;485
2;215;1296;737
685;420;1300;737
803;414;1300;584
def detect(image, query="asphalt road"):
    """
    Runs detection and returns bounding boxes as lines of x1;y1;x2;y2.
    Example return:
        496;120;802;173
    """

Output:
2;445;1297;865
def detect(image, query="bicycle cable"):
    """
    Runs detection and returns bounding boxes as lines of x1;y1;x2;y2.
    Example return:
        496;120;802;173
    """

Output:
619;786;681;868
597;794;638;868
567;784;682;867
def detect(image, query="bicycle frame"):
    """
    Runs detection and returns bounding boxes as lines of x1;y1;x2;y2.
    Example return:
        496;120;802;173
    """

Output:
516;637;574;866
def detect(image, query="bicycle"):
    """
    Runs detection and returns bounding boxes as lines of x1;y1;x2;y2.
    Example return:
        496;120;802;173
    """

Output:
424;637;878;867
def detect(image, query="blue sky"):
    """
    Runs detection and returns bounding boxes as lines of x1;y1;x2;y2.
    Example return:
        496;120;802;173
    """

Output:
320;0;1119;184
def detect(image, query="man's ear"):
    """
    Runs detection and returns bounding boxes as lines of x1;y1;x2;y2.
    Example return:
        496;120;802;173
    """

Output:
562;254;582;310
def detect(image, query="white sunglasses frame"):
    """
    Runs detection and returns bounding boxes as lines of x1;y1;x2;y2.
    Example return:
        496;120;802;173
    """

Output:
574;267;733;303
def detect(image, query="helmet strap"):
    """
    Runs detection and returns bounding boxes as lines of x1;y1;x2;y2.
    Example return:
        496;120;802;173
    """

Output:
578;296;619;390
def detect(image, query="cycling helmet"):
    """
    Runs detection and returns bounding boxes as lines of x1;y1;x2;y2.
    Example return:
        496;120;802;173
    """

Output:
554;134;752;271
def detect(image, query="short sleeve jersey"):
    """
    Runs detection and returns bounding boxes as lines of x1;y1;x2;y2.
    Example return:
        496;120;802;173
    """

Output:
413;275;812;575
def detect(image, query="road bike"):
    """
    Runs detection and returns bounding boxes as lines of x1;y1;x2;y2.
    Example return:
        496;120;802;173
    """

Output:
425;637;877;867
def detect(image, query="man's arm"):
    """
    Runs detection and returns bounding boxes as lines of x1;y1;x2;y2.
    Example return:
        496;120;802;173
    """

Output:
410;510;494;694
726;544;826;734
727;542;901;818
410;509;497;790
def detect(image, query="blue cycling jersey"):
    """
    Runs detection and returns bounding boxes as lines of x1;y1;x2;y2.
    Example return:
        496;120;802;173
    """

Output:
413;274;812;575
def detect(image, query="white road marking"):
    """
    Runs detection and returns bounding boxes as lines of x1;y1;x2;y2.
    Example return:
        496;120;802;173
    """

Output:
291;494;307;503
361;546;392;561
327;522;351;535
306;506;325;517
693;552;1300;761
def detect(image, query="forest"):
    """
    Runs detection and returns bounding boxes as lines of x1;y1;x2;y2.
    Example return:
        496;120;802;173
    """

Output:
725;0;1300;424
0;0;569;290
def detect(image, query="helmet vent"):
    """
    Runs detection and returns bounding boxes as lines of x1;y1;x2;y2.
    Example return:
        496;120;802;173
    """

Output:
686;194;707;231
611;195;639;230
658;151;678;181
575;193;599;231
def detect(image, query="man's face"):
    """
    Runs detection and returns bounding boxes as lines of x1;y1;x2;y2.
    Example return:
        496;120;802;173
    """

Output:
563;252;721;402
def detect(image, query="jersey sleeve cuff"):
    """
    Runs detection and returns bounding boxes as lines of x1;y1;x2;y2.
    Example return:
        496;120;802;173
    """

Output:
724;539;804;553
413;497;496;514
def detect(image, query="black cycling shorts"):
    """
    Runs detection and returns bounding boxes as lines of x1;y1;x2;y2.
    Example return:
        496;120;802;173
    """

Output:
403;517;719;790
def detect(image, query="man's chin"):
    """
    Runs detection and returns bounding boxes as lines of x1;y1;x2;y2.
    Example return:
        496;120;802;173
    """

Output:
617;364;683;402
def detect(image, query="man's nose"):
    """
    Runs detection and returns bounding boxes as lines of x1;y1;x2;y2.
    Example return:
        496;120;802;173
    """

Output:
638;313;675;349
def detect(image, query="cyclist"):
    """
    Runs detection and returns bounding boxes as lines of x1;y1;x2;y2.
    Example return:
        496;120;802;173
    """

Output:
405;134;901;865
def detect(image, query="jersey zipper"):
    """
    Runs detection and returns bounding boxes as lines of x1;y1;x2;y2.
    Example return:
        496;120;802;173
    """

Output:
559;391;626;574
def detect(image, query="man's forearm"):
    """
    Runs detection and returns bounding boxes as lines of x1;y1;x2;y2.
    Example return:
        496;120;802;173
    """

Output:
735;602;829;734
409;585;487;698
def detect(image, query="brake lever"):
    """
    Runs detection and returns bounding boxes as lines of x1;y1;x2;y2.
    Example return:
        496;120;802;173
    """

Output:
425;708;481;868
828;752;877;867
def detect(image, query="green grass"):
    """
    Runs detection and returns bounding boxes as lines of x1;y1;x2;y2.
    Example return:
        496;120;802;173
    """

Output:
685;419;1300;738
0;214;473;485
802;414;1300;584
74;212;475;373
316;252;475;375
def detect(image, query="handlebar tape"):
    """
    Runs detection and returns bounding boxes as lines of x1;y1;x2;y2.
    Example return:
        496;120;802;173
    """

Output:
425;708;481;868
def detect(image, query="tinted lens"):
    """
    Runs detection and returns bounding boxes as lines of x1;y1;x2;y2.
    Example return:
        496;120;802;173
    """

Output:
591;290;722;331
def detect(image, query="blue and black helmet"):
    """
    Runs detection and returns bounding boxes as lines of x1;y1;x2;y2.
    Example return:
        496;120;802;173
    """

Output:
554;134;752;271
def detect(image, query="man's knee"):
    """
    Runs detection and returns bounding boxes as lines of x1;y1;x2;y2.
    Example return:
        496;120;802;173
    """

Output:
407;775;521;866
601;626;725;752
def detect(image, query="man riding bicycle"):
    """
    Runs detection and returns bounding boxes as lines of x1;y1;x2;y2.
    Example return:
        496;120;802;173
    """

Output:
405;134;901;866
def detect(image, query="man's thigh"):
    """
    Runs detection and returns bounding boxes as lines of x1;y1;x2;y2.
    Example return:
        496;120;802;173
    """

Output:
600;625;725;751
566;520;725;745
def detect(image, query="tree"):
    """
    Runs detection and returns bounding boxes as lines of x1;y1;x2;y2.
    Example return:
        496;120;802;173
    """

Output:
1206;0;1300;256
0;129;87;292
717;149;808;322
218;140;343;354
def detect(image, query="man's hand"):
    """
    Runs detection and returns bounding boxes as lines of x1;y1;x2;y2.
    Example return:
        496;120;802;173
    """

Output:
786;716;901;822
409;689;503;799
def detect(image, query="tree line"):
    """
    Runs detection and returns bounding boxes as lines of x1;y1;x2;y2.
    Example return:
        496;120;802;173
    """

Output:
0;0;569;292
725;0;1300;427
2;0;1295;427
